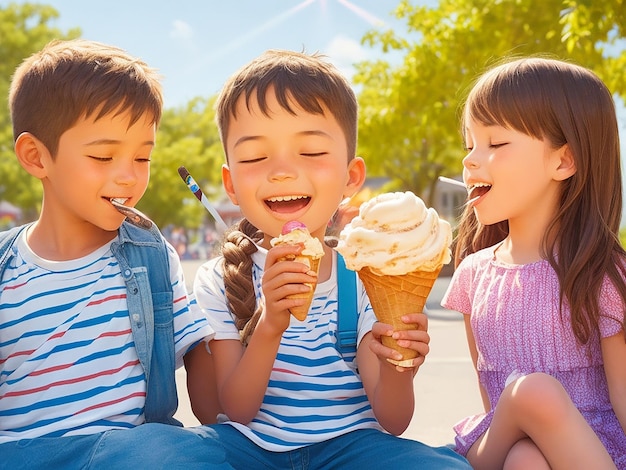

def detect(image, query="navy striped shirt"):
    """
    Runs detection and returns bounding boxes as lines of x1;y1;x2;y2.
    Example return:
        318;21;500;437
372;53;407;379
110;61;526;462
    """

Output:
0;232;212;442
194;248;383;451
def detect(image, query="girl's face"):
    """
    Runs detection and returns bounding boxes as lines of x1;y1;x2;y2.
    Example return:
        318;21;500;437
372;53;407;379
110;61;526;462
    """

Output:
462;117;571;230
222;89;364;248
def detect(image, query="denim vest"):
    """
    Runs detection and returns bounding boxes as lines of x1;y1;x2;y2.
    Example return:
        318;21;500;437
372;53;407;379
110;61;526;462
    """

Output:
0;221;180;426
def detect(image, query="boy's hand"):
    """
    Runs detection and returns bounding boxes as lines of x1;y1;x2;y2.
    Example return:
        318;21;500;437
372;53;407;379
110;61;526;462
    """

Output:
369;313;430;372
260;244;319;333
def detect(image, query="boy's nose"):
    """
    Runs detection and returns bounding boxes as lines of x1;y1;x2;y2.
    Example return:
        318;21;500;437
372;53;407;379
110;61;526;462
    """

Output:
268;156;297;182
114;163;138;186
269;170;296;182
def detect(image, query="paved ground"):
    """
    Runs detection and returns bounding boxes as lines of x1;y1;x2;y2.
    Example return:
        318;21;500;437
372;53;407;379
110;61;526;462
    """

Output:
174;260;483;447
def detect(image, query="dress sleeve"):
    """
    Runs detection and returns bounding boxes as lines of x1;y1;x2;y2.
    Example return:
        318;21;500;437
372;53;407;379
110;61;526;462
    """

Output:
441;256;474;316
599;275;626;338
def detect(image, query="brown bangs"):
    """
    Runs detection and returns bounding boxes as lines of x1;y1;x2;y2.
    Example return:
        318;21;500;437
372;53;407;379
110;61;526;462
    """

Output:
215;50;357;160
463;59;569;144
9;39;162;157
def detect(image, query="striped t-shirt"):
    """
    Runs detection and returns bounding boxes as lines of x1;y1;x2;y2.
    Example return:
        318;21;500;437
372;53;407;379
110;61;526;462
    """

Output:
194;248;383;452
0;231;212;443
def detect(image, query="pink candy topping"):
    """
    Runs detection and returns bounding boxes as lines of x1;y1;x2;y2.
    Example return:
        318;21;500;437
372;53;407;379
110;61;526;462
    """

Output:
281;220;307;235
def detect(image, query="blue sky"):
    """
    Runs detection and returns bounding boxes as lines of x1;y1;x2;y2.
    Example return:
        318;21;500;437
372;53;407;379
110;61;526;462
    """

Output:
20;0;429;108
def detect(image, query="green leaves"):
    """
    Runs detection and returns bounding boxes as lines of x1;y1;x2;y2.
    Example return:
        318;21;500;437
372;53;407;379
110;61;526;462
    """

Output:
140;97;225;229
355;0;626;204
0;4;78;213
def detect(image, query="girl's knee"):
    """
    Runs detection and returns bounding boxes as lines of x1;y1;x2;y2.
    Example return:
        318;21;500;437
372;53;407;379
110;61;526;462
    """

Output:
503;438;550;470
505;373;573;424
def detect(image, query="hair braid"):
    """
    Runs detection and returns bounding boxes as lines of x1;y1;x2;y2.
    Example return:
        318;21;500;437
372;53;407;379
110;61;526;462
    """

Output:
221;218;264;345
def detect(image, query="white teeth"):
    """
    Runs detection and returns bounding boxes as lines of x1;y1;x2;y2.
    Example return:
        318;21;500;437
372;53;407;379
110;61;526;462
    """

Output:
468;183;491;191
111;198;129;205
267;195;307;202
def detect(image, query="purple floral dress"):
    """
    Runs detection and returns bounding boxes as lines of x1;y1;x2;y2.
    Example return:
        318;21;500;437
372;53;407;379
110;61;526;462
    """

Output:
442;245;626;467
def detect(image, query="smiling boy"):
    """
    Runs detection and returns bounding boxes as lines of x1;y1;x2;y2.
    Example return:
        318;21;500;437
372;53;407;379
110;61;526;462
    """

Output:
188;49;471;469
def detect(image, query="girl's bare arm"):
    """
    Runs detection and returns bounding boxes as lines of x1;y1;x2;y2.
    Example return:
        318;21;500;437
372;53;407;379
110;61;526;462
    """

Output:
464;315;490;412
211;245;317;423
184;342;221;424
601;331;626;434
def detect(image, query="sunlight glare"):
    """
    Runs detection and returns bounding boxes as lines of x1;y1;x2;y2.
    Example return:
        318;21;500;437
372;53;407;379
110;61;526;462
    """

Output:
335;0;385;27
189;0;316;72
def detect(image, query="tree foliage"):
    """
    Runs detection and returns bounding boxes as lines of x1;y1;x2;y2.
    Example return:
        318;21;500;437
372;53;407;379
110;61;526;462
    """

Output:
138;97;225;230
0;3;226;228
0;3;79;218
354;0;626;205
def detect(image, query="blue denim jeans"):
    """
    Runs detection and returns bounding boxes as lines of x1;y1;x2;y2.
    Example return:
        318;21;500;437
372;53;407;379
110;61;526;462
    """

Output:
206;425;471;469
0;424;231;469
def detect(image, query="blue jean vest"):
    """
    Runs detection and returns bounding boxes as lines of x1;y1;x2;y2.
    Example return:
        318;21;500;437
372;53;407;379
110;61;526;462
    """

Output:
0;221;180;426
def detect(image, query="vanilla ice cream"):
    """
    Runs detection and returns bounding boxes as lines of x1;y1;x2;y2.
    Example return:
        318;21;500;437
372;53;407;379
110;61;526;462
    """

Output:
336;191;452;276
271;221;324;258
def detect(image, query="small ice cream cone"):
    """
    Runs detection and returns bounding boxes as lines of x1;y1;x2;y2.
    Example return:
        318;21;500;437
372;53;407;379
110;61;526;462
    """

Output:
271;221;325;322
358;266;442;367
286;255;321;321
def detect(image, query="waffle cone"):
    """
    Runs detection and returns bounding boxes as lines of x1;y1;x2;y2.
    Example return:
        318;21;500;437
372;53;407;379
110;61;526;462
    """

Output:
285;255;321;321
358;266;442;366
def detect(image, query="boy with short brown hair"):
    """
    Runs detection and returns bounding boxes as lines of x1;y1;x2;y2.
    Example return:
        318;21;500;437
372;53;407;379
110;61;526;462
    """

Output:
1;39;228;469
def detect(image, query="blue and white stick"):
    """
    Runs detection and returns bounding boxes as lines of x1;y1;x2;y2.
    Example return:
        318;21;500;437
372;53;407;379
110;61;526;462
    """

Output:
178;166;228;233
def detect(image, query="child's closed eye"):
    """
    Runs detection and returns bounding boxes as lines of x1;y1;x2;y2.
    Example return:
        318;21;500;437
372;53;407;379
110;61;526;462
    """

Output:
87;155;112;162
240;156;267;163
87;155;151;163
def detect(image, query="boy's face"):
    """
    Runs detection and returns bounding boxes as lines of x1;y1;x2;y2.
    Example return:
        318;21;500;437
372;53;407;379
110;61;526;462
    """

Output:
42;109;155;231
222;89;361;247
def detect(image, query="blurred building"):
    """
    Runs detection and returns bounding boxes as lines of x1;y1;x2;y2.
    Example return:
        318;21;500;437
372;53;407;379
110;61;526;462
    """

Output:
0;201;21;229
432;177;466;228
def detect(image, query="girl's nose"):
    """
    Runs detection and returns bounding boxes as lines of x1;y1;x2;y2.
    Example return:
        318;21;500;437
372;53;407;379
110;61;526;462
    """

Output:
462;152;479;170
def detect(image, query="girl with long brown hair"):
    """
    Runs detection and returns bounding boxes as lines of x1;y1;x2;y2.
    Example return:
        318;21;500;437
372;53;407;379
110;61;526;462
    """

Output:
443;57;626;469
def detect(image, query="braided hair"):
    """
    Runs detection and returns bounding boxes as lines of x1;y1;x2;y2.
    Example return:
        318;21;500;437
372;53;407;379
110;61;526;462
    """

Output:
221;218;264;345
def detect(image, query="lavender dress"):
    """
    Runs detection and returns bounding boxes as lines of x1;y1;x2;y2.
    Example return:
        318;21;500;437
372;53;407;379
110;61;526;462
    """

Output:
442;246;626;467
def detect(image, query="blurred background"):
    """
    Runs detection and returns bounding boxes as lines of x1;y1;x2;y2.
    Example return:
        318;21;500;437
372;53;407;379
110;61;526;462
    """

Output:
1;0;625;257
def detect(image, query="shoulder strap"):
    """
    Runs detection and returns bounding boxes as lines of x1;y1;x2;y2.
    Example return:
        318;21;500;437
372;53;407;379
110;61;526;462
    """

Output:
336;252;358;355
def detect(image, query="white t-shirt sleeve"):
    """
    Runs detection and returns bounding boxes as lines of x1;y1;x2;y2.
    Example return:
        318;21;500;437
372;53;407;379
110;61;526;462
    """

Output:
166;241;215;368
193;256;243;342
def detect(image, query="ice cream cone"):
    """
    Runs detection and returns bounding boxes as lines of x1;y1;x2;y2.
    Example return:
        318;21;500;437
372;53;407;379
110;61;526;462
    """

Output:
271;221;325;322
286;255;321;321
358;266;442;367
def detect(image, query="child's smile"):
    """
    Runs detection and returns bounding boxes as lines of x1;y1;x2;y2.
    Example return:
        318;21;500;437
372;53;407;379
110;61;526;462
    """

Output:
222;87;355;240
462;119;566;228
265;194;311;214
